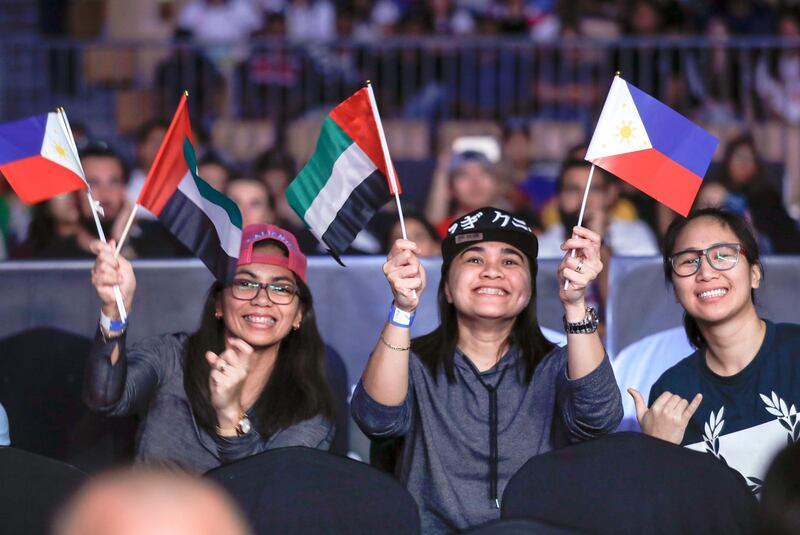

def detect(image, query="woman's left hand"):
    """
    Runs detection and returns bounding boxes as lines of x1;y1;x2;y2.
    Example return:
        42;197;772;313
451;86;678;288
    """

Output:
558;225;603;307
206;337;254;430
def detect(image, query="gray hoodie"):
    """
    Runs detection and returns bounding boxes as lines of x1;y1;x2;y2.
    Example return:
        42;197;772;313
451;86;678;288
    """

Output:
351;345;622;534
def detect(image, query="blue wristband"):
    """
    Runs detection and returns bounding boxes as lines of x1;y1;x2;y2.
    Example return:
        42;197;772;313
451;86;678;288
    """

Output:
100;310;128;334
388;302;416;328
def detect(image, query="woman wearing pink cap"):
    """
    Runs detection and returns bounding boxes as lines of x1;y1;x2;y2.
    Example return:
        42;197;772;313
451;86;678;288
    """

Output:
84;224;335;473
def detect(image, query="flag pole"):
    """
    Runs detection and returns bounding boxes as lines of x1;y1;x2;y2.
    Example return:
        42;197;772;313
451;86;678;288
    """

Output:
115;91;189;257
365;81;417;299
114;204;139;257
365;81;408;239
57;108;128;321
563;163;596;291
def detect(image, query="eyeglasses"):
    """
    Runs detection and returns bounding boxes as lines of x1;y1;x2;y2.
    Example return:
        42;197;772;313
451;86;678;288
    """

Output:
669;243;742;277
230;279;298;304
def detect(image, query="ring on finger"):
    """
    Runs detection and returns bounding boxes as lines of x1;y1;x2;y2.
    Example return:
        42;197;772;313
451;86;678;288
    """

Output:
217;362;227;373
575;260;584;273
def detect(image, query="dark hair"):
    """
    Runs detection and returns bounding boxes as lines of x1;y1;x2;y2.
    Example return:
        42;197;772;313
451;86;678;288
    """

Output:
555;158;607;193
26;201;58;252
135;119;169;145
226;176;276;212
80;142;130;184
183;275;335;438
760;441;800;535
718;133;769;189
411;253;555;383
253;149;296;179
662;208;763;349
381;208;439;253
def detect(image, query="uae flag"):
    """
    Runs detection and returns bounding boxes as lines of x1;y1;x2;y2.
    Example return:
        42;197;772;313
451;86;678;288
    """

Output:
137;94;242;282
286;87;399;261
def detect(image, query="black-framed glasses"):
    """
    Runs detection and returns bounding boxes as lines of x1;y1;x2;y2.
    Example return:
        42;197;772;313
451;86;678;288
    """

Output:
669;243;742;277
230;279;299;304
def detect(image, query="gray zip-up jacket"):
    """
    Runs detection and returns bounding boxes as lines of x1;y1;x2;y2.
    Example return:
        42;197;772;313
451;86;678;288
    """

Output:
351;345;622;534
84;329;334;473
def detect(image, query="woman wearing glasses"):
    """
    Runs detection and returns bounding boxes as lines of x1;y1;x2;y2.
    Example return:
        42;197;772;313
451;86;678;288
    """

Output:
84;224;335;473
630;208;800;487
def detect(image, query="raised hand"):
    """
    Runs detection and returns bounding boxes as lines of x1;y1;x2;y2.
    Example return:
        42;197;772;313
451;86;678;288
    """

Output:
90;239;135;320
629;388;703;445
206;337;254;431
558;226;603;306
383;239;426;313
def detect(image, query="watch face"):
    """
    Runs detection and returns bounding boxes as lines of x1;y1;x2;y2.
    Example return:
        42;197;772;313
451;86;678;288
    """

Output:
238;416;252;435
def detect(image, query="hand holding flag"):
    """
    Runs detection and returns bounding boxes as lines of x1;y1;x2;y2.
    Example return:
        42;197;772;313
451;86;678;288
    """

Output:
0;108;128;320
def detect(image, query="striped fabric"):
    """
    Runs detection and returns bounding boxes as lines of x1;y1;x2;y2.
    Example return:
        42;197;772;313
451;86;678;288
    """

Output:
287;88;396;260
138;95;242;282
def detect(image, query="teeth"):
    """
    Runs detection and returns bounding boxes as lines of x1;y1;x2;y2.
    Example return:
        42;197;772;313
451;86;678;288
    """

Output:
477;288;506;296
699;289;727;299
244;315;276;325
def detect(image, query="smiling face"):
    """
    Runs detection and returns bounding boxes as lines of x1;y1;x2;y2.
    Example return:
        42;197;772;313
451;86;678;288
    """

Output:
444;241;532;322
670;216;760;327
217;243;303;349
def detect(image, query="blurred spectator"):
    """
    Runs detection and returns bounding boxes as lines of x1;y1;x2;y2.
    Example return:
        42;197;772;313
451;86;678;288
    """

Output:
716;134;800;253
226;176;276;226
238;13;309;122
254;149;300;228
538;159;658;258
10;193;93;259
382;210;441;256
425;150;502;237
693;179;730;210
719;0;776;35
286;0;337;43
177;0;262;45
80;144;189;258
756;10;800;124
0;176;32;255
0;401;9;446
686;16;743;124
53;467;251;535
615;0;681;105
759;441;800;535
127;119;169;219
534;21;598;122
79;144;131;244
197;152;233;192
409;0;475;35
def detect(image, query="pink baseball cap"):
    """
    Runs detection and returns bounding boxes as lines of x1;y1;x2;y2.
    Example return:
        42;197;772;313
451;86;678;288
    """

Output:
237;224;308;284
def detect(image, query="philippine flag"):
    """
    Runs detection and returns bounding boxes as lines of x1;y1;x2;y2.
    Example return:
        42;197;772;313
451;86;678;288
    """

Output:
586;76;719;216
0;113;88;204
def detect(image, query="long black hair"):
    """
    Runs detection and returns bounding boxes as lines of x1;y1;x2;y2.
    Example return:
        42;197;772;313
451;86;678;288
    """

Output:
662;207;763;349
411;253;555;384
183;277;335;438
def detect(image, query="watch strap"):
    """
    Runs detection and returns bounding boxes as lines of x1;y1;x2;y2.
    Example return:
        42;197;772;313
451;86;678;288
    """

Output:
563;306;599;334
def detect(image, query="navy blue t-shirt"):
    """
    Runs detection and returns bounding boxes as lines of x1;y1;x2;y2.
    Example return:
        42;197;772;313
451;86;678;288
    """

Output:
649;320;800;494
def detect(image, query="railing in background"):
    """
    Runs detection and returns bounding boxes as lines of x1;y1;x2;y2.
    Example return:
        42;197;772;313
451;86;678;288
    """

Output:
1;36;799;205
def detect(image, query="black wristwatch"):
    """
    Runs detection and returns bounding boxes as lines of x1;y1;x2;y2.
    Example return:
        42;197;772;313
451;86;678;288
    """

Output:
563;306;599;334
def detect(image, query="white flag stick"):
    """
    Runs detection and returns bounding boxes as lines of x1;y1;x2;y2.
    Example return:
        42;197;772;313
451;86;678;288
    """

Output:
366;82;408;238
563;164;595;291
115;204;139;257
57;108;128;321
365;82;416;299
